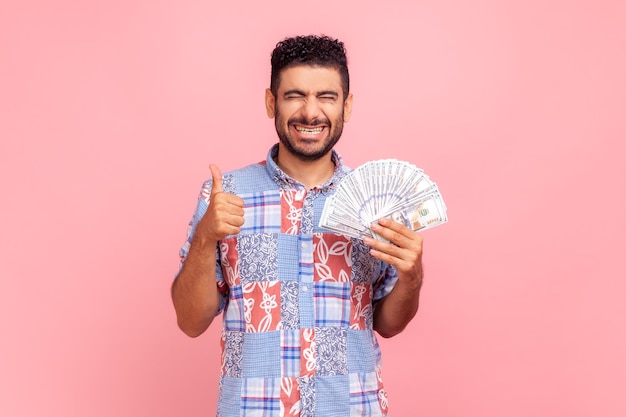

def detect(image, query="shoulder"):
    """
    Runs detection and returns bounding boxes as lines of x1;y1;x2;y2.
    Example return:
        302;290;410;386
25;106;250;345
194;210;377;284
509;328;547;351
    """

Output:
205;160;276;195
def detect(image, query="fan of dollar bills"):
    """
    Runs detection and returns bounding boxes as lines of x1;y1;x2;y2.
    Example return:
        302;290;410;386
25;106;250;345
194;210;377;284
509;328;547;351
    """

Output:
319;159;448;240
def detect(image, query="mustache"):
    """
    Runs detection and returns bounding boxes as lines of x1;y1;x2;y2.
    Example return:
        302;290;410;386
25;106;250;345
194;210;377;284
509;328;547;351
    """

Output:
288;117;330;126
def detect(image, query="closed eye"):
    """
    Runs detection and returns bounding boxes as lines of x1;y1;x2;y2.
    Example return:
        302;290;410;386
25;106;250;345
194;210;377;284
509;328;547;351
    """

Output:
318;91;339;101
284;90;306;100
319;95;337;101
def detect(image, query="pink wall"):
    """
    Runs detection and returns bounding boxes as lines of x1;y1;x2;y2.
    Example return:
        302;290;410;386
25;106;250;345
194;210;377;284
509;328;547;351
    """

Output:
2;1;625;416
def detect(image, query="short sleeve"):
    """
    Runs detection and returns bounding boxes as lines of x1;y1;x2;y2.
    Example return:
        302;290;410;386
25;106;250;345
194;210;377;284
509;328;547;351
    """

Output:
372;264;398;305
176;179;228;315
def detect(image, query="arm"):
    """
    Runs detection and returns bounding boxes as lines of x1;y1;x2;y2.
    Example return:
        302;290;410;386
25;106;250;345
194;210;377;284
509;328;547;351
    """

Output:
171;164;244;337
171;236;221;338
363;217;424;338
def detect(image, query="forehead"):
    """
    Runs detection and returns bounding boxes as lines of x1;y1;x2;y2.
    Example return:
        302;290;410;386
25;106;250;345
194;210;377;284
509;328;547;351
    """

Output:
276;65;343;94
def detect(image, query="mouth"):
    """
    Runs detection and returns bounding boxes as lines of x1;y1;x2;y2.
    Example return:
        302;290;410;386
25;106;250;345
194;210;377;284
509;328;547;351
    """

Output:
294;125;325;136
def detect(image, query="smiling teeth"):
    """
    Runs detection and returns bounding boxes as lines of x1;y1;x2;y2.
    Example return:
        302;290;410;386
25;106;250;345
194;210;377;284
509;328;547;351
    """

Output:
296;126;323;134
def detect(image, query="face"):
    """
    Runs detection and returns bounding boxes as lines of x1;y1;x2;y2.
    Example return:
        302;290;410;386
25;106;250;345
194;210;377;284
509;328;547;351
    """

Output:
265;65;353;162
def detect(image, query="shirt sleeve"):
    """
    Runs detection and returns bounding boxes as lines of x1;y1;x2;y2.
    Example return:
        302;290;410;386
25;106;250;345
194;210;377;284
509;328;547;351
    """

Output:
372;263;399;305
177;179;228;315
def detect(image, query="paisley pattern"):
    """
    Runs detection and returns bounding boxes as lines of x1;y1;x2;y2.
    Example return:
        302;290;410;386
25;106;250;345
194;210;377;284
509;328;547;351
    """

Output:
315;327;347;376
221;330;244;377
298;376;315;417
350;239;382;285
300;192;316;234
238;234;278;284
280;281;299;330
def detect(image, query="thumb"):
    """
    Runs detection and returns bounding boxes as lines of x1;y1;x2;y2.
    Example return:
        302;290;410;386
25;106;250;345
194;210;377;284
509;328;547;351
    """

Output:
209;164;223;194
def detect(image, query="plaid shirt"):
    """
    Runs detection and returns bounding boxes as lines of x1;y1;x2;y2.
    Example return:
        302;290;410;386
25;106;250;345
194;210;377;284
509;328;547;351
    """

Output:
179;144;398;417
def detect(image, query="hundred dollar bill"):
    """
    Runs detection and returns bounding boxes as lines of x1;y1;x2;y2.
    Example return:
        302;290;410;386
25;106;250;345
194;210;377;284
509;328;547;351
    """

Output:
373;184;441;221
368;194;447;242
319;195;372;239
319;159;448;240
379;192;448;232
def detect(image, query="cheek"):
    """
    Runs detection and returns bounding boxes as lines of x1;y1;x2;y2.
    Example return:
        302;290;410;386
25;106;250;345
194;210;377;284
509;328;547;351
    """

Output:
276;104;295;121
275;111;289;126
322;102;343;115
326;107;345;124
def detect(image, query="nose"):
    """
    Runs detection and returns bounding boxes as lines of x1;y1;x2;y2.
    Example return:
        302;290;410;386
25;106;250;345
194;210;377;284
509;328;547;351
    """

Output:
301;97;322;122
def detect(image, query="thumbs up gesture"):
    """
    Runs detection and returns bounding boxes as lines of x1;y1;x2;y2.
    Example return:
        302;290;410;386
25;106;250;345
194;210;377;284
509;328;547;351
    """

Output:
196;164;245;242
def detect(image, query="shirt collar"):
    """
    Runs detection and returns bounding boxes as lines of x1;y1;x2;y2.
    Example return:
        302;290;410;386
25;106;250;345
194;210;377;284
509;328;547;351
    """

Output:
265;143;346;193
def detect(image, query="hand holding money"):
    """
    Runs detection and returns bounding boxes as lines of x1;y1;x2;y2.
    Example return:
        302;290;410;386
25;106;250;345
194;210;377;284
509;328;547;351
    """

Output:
319;159;448;241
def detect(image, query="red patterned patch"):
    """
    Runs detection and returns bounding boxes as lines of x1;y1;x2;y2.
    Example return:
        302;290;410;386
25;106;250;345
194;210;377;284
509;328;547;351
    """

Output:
280;189;305;235
219;237;240;288
241;281;281;332
350;283;372;329
219;332;226;376
300;328;316;377
377;368;389;415
280;377;301;416
313;233;352;282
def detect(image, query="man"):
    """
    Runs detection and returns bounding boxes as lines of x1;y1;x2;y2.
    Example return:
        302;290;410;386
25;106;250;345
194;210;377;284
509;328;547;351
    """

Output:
172;34;425;417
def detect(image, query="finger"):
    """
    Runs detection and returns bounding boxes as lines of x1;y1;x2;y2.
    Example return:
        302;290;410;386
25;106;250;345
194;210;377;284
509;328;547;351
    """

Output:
376;217;410;236
370;221;406;247
371;221;422;251
209;164;223;195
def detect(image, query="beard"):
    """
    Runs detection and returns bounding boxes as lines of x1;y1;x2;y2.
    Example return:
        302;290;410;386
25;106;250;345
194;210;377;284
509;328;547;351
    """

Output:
274;109;345;162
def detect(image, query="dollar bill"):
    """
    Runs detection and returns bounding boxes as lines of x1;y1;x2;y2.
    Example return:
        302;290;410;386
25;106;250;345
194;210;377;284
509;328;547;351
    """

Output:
319;159;448;240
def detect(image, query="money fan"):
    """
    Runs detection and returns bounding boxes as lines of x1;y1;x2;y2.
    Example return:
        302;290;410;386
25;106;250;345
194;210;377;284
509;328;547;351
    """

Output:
319;159;448;240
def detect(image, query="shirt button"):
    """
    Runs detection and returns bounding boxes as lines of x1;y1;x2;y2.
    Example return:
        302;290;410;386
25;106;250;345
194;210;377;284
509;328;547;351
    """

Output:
301;242;307;249
301;285;308;292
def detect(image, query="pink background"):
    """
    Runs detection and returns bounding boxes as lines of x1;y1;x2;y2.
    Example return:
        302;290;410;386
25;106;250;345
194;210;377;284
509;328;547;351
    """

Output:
2;1;625;416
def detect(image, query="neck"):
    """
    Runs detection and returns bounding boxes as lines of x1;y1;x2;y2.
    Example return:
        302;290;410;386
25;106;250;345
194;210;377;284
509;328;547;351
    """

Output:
274;148;335;189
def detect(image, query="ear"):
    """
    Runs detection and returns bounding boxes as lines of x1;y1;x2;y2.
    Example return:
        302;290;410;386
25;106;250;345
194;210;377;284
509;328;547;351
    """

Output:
265;88;276;118
343;93;354;122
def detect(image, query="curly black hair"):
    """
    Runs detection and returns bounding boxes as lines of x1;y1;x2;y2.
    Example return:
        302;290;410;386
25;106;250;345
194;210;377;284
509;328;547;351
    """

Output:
270;35;350;99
